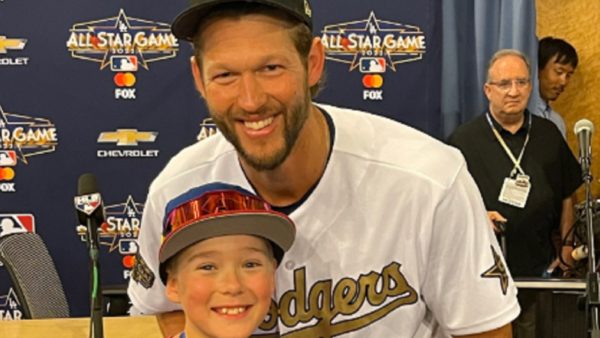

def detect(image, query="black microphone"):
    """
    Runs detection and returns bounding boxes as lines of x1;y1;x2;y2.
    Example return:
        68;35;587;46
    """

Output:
574;119;594;176
75;173;105;248
74;173;104;338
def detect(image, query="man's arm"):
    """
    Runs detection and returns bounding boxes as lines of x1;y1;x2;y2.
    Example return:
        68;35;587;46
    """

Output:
156;310;185;337
559;194;576;269
455;323;512;338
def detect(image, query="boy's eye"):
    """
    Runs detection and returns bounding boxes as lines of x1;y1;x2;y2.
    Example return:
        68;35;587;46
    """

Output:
244;261;262;268
198;264;215;271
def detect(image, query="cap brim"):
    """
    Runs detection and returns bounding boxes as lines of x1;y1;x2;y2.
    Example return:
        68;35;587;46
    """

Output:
171;0;312;41
159;211;295;265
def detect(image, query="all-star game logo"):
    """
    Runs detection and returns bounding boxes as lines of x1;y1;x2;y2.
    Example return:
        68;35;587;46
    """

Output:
76;196;143;280
66;9;179;100
197;117;219;142
0;105;59;193
0;288;23;320
321;12;426;101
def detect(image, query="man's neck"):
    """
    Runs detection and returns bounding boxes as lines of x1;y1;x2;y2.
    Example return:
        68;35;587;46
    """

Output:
241;105;330;207
489;108;525;134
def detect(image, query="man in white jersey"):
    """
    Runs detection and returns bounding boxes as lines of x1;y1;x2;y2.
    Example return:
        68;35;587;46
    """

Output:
128;0;520;336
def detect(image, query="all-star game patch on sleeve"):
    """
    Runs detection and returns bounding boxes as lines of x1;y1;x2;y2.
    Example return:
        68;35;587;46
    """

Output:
131;252;155;289
481;246;510;295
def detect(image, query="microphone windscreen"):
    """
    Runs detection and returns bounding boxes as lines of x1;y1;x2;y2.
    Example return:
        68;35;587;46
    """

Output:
77;173;98;195
574;118;594;135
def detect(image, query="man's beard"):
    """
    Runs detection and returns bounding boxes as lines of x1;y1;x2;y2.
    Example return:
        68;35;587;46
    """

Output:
209;87;311;172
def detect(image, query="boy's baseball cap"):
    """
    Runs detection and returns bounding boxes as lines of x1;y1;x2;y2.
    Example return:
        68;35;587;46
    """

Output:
171;0;313;41
158;182;296;283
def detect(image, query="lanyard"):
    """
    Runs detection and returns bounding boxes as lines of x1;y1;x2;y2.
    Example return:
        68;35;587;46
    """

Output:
485;113;531;177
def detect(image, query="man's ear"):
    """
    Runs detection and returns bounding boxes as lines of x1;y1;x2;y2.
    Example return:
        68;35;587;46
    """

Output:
165;276;181;304
307;37;325;88
191;56;206;98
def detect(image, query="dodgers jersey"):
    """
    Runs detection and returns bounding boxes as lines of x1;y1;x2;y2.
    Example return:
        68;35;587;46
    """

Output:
128;104;520;337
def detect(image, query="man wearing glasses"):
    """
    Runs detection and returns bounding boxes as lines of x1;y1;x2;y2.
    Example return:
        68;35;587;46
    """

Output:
448;49;582;337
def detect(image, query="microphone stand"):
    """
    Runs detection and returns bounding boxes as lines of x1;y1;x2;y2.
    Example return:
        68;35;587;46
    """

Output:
87;219;104;338
582;159;600;338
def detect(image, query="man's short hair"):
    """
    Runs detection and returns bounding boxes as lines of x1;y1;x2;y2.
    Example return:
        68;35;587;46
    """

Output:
486;49;531;82
538;36;578;70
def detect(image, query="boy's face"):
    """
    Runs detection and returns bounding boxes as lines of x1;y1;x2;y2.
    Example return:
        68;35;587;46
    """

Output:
166;235;277;338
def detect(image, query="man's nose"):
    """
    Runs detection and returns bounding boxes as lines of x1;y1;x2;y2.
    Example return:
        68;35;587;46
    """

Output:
237;74;267;113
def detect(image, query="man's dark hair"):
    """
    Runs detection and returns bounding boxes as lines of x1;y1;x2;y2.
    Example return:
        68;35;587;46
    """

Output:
538;36;578;70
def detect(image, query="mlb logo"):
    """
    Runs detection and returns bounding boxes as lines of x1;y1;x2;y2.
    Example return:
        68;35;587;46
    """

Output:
0;214;35;238
74;193;102;215
0;151;17;166
110;56;138;72
359;57;386;73
119;239;138;255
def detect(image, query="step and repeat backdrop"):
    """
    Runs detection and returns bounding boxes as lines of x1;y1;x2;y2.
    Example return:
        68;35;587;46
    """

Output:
0;0;441;318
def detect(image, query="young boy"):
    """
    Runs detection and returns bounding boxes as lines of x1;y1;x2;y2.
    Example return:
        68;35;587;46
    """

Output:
158;182;296;338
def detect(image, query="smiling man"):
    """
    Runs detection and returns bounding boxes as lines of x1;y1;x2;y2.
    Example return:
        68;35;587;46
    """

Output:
532;37;578;138
129;1;520;337
448;49;582;338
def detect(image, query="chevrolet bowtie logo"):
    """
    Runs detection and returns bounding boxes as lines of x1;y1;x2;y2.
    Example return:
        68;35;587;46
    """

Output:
0;36;27;54
97;129;157;146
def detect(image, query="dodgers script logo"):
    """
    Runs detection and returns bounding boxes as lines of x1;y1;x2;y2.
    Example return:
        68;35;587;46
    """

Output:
259;262;418;337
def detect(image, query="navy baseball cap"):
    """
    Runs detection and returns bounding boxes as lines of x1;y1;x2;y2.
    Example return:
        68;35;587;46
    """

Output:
158;182;296;283
171;0;314;41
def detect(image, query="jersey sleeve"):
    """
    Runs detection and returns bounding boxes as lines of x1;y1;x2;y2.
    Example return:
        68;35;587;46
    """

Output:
127;193;182;315
421;163;520;335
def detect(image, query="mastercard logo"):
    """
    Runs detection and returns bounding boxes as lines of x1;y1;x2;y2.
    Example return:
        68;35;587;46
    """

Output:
122;255;136;269
0;167;15;181
113;72;136;87
362;74;383;89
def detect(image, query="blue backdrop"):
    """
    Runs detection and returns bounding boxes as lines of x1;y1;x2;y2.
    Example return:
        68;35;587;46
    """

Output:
0;0;441;318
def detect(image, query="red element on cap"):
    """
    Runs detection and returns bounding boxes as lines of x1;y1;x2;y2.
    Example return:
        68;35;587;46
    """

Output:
122;255;135;269
101;222;109;233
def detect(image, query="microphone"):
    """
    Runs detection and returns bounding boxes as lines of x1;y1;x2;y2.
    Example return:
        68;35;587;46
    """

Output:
74;173;105;248
572;245;589;261
74;173;105;338
574;119;594;176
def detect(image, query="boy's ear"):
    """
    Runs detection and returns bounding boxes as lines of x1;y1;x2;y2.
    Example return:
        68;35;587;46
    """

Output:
165;277;181;304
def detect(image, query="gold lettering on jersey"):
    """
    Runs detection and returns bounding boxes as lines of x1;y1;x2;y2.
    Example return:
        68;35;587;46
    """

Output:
259;261;417;336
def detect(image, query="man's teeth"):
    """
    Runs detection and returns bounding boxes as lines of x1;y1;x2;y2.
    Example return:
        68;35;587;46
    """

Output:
244;117;273;130
217;307;247;315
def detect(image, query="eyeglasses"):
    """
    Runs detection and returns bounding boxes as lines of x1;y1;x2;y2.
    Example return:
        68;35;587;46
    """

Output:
163;190;271;238
488;78;530;91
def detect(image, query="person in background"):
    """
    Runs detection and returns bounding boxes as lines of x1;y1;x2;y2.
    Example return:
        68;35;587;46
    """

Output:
532;36;578;138
448;49;582;338
128;1;520;336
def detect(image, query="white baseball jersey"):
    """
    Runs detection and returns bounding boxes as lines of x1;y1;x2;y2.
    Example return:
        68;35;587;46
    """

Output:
128;103;520;337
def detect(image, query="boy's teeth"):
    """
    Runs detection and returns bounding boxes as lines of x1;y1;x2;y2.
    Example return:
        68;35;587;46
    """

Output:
245;117;273;130
218;306;246;315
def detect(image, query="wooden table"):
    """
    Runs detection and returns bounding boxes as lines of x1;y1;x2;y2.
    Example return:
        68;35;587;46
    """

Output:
0;315;163;338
